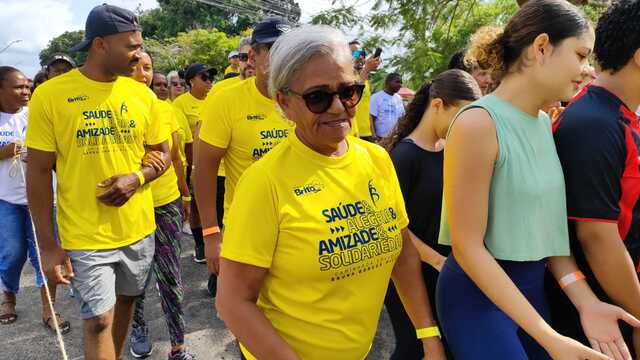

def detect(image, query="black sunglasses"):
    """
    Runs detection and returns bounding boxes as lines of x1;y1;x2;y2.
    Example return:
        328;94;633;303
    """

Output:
198;73;212;82
238;53;249;62
285;84;366;114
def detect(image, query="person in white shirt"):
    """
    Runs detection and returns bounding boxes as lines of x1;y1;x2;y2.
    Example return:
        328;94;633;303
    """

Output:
370;72;406;138
0;66;70;333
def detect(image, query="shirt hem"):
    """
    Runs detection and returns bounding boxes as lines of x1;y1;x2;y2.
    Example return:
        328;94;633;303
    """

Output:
61;227;156;251
568;216;618;223
220;252;271;269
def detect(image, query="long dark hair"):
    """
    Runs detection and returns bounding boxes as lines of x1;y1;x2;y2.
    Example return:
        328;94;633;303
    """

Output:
381;69;482;151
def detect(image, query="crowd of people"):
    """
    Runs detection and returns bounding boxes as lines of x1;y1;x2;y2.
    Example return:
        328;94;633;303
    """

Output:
1;0;640;359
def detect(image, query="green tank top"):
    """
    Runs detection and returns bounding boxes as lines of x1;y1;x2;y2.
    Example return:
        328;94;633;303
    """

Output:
439;95;570;261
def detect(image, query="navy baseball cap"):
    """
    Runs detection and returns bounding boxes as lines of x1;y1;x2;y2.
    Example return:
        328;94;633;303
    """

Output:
46;53;76;68
70;4;142;52
250;16;292;45
184;64;217;83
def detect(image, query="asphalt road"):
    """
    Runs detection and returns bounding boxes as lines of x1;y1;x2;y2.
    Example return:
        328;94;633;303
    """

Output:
0;233;395;360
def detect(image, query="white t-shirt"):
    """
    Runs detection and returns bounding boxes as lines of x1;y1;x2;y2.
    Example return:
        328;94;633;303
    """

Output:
0;107;28;205
370;90;405;138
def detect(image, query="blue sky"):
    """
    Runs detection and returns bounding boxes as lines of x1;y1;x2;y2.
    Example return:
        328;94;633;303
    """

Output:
0;0;340;78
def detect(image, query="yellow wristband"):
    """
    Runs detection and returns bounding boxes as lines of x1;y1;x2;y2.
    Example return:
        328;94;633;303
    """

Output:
182;195;192;202
416;326;440;339
135;170;146;186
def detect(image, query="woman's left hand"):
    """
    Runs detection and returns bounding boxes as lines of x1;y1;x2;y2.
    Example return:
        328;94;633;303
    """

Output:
579;299;640;360
421;337;447;360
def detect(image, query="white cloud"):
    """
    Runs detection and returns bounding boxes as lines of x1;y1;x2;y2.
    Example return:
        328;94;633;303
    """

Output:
0;0;76;77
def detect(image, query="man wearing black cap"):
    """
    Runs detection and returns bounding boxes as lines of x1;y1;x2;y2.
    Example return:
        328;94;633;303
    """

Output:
194;17;293;282
45;53;76;80
26;4;171;359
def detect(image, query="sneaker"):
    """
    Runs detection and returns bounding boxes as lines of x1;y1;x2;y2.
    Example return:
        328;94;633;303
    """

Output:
168;349;196;360
194;244;206;264
130;325;153;358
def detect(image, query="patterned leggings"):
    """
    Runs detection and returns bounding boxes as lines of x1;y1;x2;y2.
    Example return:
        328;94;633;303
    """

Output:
133;199;185;346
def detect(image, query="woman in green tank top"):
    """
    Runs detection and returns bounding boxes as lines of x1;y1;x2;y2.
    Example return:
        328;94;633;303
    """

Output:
435;1;640;359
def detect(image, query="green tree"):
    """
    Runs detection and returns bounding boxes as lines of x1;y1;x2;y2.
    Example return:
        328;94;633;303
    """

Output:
39;30;87;67
312;0;607;91
139;0;301;40
145;28;246;76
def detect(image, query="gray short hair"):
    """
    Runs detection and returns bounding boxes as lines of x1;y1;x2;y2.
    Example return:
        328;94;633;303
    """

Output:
166;70;180;82
268;25;351;98
238;37;251;50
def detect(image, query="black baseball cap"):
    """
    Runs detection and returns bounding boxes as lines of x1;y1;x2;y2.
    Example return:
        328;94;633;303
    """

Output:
46;53;76;68
250;16;292;45
184;64;217;83
70;4;142;52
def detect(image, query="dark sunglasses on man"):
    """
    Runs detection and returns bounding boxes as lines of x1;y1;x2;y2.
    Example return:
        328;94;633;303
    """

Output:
238;53;249;62
198;72;212;82
285;83;366;114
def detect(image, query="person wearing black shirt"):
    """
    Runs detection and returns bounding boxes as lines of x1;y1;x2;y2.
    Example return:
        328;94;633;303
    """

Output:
380;69;481;359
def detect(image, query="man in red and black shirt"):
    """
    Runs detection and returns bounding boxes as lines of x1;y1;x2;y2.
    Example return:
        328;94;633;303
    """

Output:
548;0;640;354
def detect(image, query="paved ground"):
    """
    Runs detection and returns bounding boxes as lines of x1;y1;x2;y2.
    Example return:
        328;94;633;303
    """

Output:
0;234;394;360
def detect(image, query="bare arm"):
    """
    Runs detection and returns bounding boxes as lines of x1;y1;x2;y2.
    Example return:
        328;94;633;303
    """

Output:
576;221;640;318
171;132;191;219
193;140;226;274
0;143;18;160
445;108;604;358
216;259;300;360
392;229;445;358
408;229;446;271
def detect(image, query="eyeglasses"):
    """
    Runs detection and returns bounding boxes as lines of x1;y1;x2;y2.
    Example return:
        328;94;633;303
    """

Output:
238;53;249;62
170;81;184;87
198;73;212;82
285;84;366;114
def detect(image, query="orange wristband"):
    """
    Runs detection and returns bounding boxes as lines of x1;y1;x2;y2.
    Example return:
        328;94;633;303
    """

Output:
203;226;221;236
559;271;585;289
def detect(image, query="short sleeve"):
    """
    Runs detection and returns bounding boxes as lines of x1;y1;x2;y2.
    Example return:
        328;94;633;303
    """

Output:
554;111;625;221
175;110;193;143
25;89;56;152
199;91;232;149
221;164;279;268
146;99;171;145
369;93;379;117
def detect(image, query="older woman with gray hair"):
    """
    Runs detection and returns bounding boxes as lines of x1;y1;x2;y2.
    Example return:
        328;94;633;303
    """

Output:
215;25;446;360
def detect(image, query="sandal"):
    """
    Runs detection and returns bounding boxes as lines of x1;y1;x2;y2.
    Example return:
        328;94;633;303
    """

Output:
43;313;71;335
0;301;17;325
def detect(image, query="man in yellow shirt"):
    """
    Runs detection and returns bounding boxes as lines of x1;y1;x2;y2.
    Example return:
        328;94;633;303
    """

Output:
25;5;170;359
224;51;240;75
210;37;255;94
194;16;292;276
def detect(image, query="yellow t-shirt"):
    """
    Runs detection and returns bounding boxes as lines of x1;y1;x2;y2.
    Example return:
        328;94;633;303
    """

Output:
26;69;169;250
355;80;372;137
170;101;193;173
222;133;409;360
224;65;239;75
151;101;181;208
210;76;243;96
199;77;292;225
172;91;203;134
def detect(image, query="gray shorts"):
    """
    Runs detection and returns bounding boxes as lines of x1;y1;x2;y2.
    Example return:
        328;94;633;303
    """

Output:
67;234;155;319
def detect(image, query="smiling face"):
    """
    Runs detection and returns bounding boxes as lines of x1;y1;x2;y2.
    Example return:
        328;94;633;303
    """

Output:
131;52;153;86
276;51;356;151
530;28;595;102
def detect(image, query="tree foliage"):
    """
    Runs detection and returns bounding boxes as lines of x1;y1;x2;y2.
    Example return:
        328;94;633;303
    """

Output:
144;28;250;75
313;0;607;90
38;30;87;67
139;0;301;40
